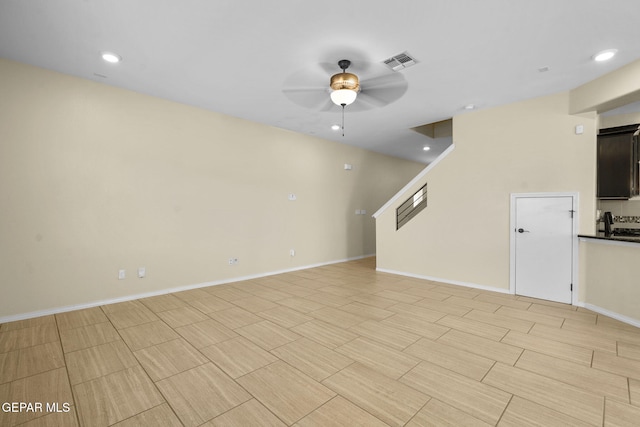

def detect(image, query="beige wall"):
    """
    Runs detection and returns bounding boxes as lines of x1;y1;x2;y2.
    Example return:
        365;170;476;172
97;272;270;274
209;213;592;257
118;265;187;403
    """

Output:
579;239;640;323
0;59;424;319
376;92;597;291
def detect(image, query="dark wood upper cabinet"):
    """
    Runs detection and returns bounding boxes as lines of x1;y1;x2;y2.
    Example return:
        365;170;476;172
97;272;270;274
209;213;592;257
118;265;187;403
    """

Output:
597;125;639;199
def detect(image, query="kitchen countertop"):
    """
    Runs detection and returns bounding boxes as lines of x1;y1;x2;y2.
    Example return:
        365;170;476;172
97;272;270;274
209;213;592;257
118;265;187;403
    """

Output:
578;232;640;244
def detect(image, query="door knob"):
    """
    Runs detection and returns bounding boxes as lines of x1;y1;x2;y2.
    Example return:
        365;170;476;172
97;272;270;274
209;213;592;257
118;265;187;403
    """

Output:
517;228;530;233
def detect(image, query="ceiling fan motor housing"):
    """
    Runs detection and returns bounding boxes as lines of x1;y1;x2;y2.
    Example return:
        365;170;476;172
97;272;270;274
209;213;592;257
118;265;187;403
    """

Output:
330;72;360;92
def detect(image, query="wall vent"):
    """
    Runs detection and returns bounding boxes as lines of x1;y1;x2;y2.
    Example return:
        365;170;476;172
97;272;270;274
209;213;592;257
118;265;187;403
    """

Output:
383;52;418;71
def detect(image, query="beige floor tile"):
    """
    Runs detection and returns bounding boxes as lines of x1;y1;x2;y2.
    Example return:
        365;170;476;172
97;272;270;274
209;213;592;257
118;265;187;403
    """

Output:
564;320;640;347
401;287;450;301
206;287;254;301
0;323;59;353
482;363;603;425
630;378;640;406
338;302;395;321
386;302;448;321
501;330;592;366
257;306;313;328
66;340;138;385
438;329;522;365
277;297;326;313
187;295;235;314
498;396;592;427
0;368;73;426
414;298;472;316
494;306;564;328
597;315;640;333
200;336;277;378
294;395;389;427
235;320;300;351
437;314;508;341
105;307;159;330
173;288;212;301
100;300;146;313
401;361;510;425
251;288;295;302
317;285;362;297
443;295;500;313
515;350;629;402
604;398;640;427
374;290;422;304
529;323;617;353
207;306;263;329
308;307;368;328
18;410;79;427
407;398;493;427
59;321;121;353
433;284;480;299
0;314;55;332
133;338;208;381
336;337;420;379
156;363;251;427
404;337;495;381
618;341;640;361
279;284;317;298
112;403;183;427
349;320;421;350
303;292;350;307
348;294;399;308
236;360;335;425
231;296;279;312
0;341;65;383
463;309;534;333
322;362;429;427
118;320;179;351
474;293;532;310
156;305;209;328
593;350;640;380
271;337;353;381
55;307;108;331
291;320;358;349
528;303;597;323
138;294;188;313
381;313;450;340
175;318;237;349
73;365;164;427
205;399;286;427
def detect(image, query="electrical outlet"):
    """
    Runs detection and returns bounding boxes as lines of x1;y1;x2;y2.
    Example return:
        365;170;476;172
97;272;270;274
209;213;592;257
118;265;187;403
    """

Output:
228;258;238;265
118;269;125;280
138;267;146;278
290;249;295;257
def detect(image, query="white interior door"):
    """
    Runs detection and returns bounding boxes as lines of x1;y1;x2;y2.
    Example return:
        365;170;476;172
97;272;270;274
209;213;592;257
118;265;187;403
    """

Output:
514;195;574;304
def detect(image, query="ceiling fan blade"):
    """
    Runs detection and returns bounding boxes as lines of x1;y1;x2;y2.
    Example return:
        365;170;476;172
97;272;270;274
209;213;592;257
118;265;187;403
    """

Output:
282;87;329;109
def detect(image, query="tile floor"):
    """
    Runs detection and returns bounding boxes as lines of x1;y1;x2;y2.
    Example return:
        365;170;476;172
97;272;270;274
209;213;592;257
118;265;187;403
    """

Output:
2;257;640;426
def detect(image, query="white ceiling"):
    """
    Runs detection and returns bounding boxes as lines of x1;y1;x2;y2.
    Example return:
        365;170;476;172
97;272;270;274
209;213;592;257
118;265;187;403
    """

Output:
1;0;640;164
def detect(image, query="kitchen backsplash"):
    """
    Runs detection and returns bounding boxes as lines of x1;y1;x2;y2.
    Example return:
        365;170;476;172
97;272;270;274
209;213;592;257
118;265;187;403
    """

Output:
598;199;640;217
614;215;640;223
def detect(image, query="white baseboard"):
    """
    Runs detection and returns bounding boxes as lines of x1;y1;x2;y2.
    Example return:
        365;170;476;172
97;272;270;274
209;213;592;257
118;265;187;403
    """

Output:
577;302;640;328
376;268;511;295
0;254;375;324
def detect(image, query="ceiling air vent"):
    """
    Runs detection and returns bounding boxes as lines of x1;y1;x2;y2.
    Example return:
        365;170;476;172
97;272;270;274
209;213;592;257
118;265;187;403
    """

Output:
383;52;418;71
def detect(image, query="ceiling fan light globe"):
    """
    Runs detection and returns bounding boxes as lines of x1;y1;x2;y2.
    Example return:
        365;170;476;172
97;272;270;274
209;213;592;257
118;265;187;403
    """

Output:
330;89;357;106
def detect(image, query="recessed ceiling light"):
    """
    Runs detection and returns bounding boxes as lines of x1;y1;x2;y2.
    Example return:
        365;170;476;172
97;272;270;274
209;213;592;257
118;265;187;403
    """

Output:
592;49;617;62
423;146;431;151
101;52;121;63
464;104;475;110
331;124;340;131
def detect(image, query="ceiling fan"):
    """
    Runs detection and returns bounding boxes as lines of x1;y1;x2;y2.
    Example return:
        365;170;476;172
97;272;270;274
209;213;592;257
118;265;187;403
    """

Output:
282;58;408;114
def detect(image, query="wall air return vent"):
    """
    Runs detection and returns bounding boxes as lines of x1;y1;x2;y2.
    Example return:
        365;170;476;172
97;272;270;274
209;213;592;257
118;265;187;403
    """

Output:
383;52;418;71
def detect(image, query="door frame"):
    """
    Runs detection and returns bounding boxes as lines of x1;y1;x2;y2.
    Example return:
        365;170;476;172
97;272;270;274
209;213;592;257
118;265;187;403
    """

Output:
509;192;579;305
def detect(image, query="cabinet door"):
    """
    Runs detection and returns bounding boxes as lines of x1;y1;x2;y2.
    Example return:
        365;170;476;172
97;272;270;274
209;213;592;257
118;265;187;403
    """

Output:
597;132;635;199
